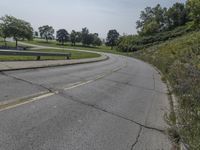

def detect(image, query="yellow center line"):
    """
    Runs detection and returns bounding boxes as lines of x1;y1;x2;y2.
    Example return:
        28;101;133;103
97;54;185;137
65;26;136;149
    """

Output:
0;64;127;112
64;80;93;90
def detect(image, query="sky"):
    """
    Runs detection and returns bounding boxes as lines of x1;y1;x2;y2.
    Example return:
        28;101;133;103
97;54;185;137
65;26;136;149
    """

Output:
0;0;186;38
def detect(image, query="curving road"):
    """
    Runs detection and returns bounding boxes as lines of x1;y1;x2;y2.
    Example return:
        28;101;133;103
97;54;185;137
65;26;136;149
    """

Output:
0;52;171;149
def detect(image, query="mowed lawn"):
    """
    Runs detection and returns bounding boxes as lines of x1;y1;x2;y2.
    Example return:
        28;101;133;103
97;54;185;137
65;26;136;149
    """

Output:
23;39;128;55
0;40;18;48
0;48;101;61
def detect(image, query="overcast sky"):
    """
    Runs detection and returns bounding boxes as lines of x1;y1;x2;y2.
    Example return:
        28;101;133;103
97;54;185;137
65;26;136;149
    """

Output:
0;0;186;38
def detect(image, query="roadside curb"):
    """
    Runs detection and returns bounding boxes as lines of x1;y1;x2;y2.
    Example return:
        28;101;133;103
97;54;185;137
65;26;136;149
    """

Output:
0;55;109;72
142;61;188;150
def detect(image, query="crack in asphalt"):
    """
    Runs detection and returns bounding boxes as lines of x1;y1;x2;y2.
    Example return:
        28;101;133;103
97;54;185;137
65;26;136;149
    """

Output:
1;67;166;135
0;72;55;93
104;78;166;95
0;71;165;135
58;92;165;134
131;126;142;150
115;70;156;81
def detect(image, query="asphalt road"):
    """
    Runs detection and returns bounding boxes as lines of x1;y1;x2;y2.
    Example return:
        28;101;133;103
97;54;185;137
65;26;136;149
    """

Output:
0;53;171;150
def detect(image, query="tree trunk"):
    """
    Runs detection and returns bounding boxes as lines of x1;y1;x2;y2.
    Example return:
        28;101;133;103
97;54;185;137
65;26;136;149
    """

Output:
4;38;7;47
16;39;18;48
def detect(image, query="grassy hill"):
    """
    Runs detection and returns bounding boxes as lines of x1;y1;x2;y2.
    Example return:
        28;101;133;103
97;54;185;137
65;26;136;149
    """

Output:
133;31;200;149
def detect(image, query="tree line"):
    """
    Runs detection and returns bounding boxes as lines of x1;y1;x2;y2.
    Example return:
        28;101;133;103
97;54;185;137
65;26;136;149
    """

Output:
118;0;200;52
1;0;197;50
37;25;103;47
37;26;120;48
0;15;121;49
136;0;199;36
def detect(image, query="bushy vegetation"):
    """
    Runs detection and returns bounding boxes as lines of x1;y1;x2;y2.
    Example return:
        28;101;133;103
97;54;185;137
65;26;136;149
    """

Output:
187;0;200;28
134;31;200;149
117;0;200;52
136;3;189;35
117;24;192;52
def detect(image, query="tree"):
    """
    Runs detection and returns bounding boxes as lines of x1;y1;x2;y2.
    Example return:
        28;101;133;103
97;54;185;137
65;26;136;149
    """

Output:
34;31;39;37
81;27;91;46
70;30;77;46
0;22;8;46
117;35;139;52
87;33;95;46
106;29;120;49
187;0;200;28
142;19;160;35
91;33;102;46
166;3;188;28
56;29;69;45
136;3;191;35
0;15;33;47
38;25;54;42
136;4;167;35
70;30;81;46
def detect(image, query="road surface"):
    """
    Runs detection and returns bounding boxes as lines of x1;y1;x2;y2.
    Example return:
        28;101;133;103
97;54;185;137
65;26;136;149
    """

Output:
0;53;171;150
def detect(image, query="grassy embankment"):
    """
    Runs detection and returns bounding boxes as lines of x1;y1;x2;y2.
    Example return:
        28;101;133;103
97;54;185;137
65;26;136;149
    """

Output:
0;40;101;61
133;31;200;149
23;39;127;55
0;40;26;48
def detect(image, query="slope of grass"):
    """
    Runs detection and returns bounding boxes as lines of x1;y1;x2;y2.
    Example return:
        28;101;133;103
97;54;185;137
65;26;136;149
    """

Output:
118;24;193;52
0;40;31;49
0;40;16;47
0;49;100;61
23;39;127;55
133;31;200;149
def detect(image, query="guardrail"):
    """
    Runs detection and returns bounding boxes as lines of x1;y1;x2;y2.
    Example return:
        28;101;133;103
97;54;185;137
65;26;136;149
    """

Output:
0;50;71;60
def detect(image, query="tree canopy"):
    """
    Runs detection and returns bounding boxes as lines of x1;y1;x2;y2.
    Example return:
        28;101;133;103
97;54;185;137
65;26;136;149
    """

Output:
56;29;69;45
80;28;102;46
92;33;102;46
38;25;54;42
81;27;90;46
136;3;189;35
0;15;33;47
187;0;200;28
106;29;120;49
70;30;81;46
166;3;189;28
117;0;198;52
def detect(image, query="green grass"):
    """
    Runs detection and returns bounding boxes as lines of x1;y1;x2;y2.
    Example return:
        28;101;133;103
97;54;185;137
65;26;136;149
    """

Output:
0;40;17;48
0;40;31;49
133;31;200;149
117;24;193;52
0;48;100;61
23;39;129;55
